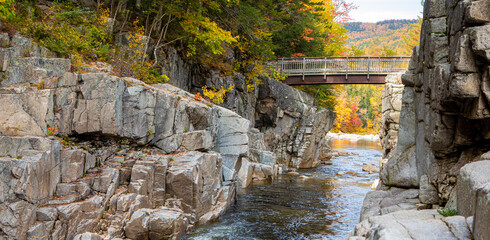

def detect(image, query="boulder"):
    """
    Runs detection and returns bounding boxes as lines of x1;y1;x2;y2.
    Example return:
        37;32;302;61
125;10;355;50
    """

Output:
474;183;490;240
0;137;61;205
451;33;478;73
359;188;420;221
469;25;490;60
457;160;490;217
419;175;439;204
0;90;54;136
424;0;447;18
60;150;90;183
255;78;335;169
124;209;152;239
214;108;250;181
148;208;187;240
73;233;103;240
27;222;50;240
352;210;470;240
165;151;223;218
449;73;481;99
443;216;472;240
362;164;379;174
380;145;419;188
237;158;253;188
465;0;490;23
396;87;416;150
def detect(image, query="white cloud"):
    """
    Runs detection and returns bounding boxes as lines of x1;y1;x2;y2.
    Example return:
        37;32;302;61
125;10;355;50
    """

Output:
349;0;423;22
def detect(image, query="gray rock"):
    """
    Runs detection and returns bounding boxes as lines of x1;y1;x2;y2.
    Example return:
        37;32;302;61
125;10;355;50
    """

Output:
37;207;58;221
424;0;447;18
180;130;213;152
4;57;71;86
449;73;481;99
214;107;250;181
457;160;490;217
256;78;335;169
401;73;415;87
359;188;420;222
0;137;61;204
148;208;187;240
379;73;405;158
27;222;50;240
361;164;379;173
380;145;419;188
396;87;416;151
474;183;490;240
429;17;447;33
237;157;253;188
466;0;490;23
0;89;54;136
73;232;103;240
60;150;87;183
353;210;459;239
452;33;478;73
442;216;472;240
116;193;137;212
469;25;490;61
249;148;276;165
124;209;151;239
419;175;439;204
166;151;224;218
251;162;275;181
198;185;234;224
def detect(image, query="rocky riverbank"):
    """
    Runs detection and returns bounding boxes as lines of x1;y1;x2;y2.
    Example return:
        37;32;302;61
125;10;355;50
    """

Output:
349;0;490;239
327;132;380;142
0;33;335;239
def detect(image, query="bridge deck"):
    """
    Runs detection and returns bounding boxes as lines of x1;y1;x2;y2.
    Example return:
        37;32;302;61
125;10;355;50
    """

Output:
279;57;410;85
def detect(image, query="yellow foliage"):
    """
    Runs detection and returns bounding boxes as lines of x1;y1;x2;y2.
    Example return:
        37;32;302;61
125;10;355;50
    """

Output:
0;0;15;20
202;85;234;104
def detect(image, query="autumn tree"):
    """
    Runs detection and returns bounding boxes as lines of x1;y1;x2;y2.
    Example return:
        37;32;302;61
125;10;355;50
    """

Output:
402;17;422;54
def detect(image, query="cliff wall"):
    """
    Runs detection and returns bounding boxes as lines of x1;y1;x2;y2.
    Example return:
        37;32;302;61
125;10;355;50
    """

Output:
350;0;490;239
0;31;334;239
379;72;404;158
158;44;335;169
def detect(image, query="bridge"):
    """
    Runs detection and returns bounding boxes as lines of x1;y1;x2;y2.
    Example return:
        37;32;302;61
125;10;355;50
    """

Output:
278;57;410;85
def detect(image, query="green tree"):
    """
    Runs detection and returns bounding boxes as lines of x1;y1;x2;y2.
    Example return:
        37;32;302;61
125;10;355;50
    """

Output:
0;0;15;20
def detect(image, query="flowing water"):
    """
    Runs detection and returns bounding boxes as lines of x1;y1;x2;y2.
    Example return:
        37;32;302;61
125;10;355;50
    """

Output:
186;138;382;240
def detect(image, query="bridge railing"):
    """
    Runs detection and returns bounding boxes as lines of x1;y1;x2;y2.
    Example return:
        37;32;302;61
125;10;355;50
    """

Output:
278;57;411;77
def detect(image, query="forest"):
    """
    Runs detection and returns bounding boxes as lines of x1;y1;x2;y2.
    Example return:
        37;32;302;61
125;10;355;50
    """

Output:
300;18;420;134
0;0;420;134
345;19;421;57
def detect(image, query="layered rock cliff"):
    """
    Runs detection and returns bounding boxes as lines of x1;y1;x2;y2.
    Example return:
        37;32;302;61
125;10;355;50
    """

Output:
158;43;335;170
0;31;334;239
350;0;490;239
379;72;404;158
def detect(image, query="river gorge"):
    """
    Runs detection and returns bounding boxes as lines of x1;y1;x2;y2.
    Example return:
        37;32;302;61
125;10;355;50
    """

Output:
187;138;382;240
0;0;489;239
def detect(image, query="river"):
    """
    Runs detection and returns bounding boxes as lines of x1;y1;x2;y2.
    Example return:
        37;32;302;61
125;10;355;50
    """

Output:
186;138;382;240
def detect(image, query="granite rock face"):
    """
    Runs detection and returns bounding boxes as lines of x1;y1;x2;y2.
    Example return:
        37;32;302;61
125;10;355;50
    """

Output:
255;78;335;169
0;30;335;239
0;35;238;239
353;0;490;238
349;210;472;240
157;47;335;170
379;72;404;158
380;0;490;196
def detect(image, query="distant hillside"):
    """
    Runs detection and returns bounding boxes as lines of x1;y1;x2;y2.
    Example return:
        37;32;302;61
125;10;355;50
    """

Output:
345;19;418;56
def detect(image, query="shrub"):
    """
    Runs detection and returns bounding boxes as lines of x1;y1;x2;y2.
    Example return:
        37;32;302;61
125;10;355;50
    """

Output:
202;85;233;104
0;0;16;20
437;208;458;217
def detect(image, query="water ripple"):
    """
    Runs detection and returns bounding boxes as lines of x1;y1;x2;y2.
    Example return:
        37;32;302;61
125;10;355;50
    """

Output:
186;140;382;240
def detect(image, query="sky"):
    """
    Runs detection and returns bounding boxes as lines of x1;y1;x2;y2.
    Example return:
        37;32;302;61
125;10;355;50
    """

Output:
349;0;424;23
